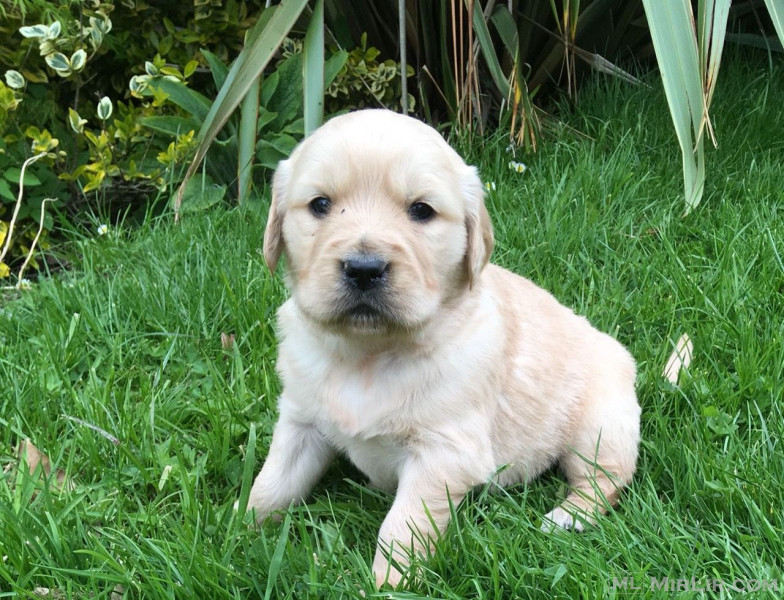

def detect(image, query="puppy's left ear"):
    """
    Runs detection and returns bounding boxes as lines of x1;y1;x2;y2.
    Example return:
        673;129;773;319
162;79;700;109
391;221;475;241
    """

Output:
263;159;290;272
462;166;494;288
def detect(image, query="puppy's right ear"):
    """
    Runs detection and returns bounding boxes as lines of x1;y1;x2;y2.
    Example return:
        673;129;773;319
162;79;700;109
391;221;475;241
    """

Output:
263;159;290;272
462;166;494;288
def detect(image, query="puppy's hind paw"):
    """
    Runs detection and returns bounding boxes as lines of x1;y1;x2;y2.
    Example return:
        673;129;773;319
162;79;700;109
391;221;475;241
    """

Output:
541;507;586;533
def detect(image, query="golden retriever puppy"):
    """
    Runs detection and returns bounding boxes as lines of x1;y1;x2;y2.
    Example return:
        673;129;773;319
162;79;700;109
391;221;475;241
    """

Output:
249;109;640;587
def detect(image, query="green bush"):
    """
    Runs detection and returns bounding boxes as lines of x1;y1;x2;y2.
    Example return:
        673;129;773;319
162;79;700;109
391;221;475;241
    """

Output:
0;0;276;279
325;33;414;113
0;1;413;281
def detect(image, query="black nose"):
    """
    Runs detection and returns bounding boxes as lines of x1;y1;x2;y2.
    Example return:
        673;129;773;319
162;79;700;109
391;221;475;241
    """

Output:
343;255;389;291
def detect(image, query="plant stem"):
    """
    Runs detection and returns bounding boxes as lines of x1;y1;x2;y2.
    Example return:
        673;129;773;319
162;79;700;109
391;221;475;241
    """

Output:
0;152;47;268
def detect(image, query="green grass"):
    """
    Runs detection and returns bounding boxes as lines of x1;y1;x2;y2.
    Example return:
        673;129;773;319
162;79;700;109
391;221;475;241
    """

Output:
1;53;783;598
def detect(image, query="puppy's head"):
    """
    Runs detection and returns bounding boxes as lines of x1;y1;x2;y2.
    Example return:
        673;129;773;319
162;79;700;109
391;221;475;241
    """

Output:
264;109;493;335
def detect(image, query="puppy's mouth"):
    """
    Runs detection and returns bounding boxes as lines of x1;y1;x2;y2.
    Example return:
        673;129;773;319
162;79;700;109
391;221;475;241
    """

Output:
345;302;381;318
335;294;396;329
331;292;400;332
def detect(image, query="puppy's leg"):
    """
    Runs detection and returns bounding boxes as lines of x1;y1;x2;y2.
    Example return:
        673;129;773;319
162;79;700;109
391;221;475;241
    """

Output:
248;415;335;522
372;471;463;588
372;452;491;588
543;385;640;532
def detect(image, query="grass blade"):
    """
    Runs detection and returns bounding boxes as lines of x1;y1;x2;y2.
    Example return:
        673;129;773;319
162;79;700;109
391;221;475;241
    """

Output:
697;0;730;146
263;512;292;600
139;116;201;137
303;0;325;136
398;0;408;114
724;32;783;52
201;49;230;90
324;50;348;89
238;75;260;205
489;4;519;57
763;0;784;49
642;0;706;214
574;47;644;85
236;423;257;518
146;77;211;122
471;0;510;97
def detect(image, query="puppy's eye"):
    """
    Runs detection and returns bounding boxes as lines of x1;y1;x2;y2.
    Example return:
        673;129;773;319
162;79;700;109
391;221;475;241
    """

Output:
408;201;435;222
309;196;332;217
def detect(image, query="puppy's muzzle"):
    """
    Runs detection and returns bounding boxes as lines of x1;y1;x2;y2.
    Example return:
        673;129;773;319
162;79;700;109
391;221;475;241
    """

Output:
342;255;389;292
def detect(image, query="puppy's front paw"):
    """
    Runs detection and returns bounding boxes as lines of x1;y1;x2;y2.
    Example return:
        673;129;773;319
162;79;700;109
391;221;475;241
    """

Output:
232;498;272;525
372;553;404;589
541;506;586;533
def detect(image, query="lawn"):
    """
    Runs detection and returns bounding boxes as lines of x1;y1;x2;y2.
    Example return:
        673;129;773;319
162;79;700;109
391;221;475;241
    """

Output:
1;53;782;598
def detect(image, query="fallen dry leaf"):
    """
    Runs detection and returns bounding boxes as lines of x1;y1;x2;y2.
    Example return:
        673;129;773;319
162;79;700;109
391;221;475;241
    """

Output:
14;438;73;492
221;332;236;351
662;333;693;385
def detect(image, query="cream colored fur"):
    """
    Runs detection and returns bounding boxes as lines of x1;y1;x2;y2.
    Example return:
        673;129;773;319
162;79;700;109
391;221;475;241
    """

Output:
248;109;641;588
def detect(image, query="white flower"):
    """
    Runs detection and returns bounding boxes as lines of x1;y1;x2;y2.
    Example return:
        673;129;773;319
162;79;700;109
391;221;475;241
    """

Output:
17;279;32;290
508;160;527;174
484;181;497;191
97;224;109;236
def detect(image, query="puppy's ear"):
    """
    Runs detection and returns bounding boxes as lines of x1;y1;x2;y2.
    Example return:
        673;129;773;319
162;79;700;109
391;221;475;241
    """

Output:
462;167;494;288
263;159;290;272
